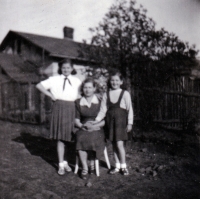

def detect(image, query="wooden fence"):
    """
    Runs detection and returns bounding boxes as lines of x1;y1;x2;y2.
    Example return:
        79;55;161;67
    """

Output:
133;75;200;130
1;74;200;131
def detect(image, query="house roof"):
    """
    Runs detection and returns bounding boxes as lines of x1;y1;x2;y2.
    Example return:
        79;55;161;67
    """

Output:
0;53;40;83
0;31;89;61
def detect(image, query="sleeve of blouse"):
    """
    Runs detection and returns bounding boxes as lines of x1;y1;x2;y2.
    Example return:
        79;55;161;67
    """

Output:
95;93;108;121
75;100;81;119
124;91;134;125
40;77;53;90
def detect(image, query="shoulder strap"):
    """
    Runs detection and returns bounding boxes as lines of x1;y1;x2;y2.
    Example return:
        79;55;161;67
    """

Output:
117;90;125;105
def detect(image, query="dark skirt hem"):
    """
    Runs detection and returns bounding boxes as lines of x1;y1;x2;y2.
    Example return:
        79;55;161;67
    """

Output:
76;129;105;159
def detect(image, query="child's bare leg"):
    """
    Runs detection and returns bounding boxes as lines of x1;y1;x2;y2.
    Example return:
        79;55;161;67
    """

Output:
112;143;120;172
78;150;88;171
113;143;120;164
57;140;65;163
116;141;129;175
116;141;126;164
57;140;69;175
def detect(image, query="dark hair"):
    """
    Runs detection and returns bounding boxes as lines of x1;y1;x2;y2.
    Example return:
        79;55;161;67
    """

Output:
57;58;77;75
80;77;97;95
107;70;126;90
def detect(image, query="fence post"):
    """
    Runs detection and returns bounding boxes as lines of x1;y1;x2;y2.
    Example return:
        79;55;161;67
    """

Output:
39;93;45;124
28;81;32;111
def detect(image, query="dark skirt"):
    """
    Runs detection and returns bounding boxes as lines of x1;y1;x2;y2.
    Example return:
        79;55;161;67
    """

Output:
106;107;128;142
76;128;105;159
50;100;75;141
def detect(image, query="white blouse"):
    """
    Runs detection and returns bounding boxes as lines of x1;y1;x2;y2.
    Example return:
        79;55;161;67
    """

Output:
95;89;134;125
41;74;81;101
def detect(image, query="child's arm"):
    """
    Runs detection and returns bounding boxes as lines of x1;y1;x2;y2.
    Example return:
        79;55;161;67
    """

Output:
95;93;108;122
36;83;56;101
93;120;105;128
88;120;105;131
75;119;103;131
84;120;105;128
124;91;134;132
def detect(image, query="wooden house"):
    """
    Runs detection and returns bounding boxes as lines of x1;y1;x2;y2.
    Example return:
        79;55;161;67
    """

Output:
0;27;91;124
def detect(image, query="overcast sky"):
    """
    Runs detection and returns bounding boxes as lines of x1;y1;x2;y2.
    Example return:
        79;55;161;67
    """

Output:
0;0;200;54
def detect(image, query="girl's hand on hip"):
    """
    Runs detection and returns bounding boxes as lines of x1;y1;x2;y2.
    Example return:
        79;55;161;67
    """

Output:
126;124;132;133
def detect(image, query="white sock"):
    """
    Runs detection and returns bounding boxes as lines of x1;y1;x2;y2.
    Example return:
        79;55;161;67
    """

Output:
121;163;127;169
115;163;120;169
63;161;68;165
59;162;64;167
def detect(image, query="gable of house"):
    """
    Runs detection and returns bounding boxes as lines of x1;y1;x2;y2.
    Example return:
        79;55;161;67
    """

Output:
0;30;89;62
0;53;40;83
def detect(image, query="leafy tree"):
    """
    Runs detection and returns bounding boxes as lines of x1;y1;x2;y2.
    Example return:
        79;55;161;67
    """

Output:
82;0;198;84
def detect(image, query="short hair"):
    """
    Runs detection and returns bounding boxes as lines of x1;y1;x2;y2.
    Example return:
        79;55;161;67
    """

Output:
57;58;77;75
107;70;126;90
80;77;97;95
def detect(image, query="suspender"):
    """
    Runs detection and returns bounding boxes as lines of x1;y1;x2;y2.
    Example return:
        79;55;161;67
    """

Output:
117;90;125;105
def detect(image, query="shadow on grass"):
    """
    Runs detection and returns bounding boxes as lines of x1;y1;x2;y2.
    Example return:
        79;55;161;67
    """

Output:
12;132;109;172
12;132;76;171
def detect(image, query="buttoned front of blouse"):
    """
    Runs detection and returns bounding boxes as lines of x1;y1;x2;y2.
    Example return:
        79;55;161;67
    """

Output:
41;74;81;101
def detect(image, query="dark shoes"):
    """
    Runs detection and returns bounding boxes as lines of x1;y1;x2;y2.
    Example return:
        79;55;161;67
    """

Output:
81;169;88;180
109;168;129;175
121;168;129;176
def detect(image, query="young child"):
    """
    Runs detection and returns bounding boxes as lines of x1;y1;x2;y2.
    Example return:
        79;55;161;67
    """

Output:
95;71;133;175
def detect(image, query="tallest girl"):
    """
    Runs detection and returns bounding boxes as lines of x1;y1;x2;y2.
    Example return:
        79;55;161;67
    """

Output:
36;59;81;175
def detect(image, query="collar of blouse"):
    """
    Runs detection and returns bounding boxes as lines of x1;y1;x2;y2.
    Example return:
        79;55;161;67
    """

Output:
61;74;72;79
79;95;99;108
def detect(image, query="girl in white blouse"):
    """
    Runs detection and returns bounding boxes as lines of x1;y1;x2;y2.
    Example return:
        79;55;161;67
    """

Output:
36;59;81;175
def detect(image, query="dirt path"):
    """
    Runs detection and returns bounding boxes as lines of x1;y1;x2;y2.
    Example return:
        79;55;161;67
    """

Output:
0;120;199;199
